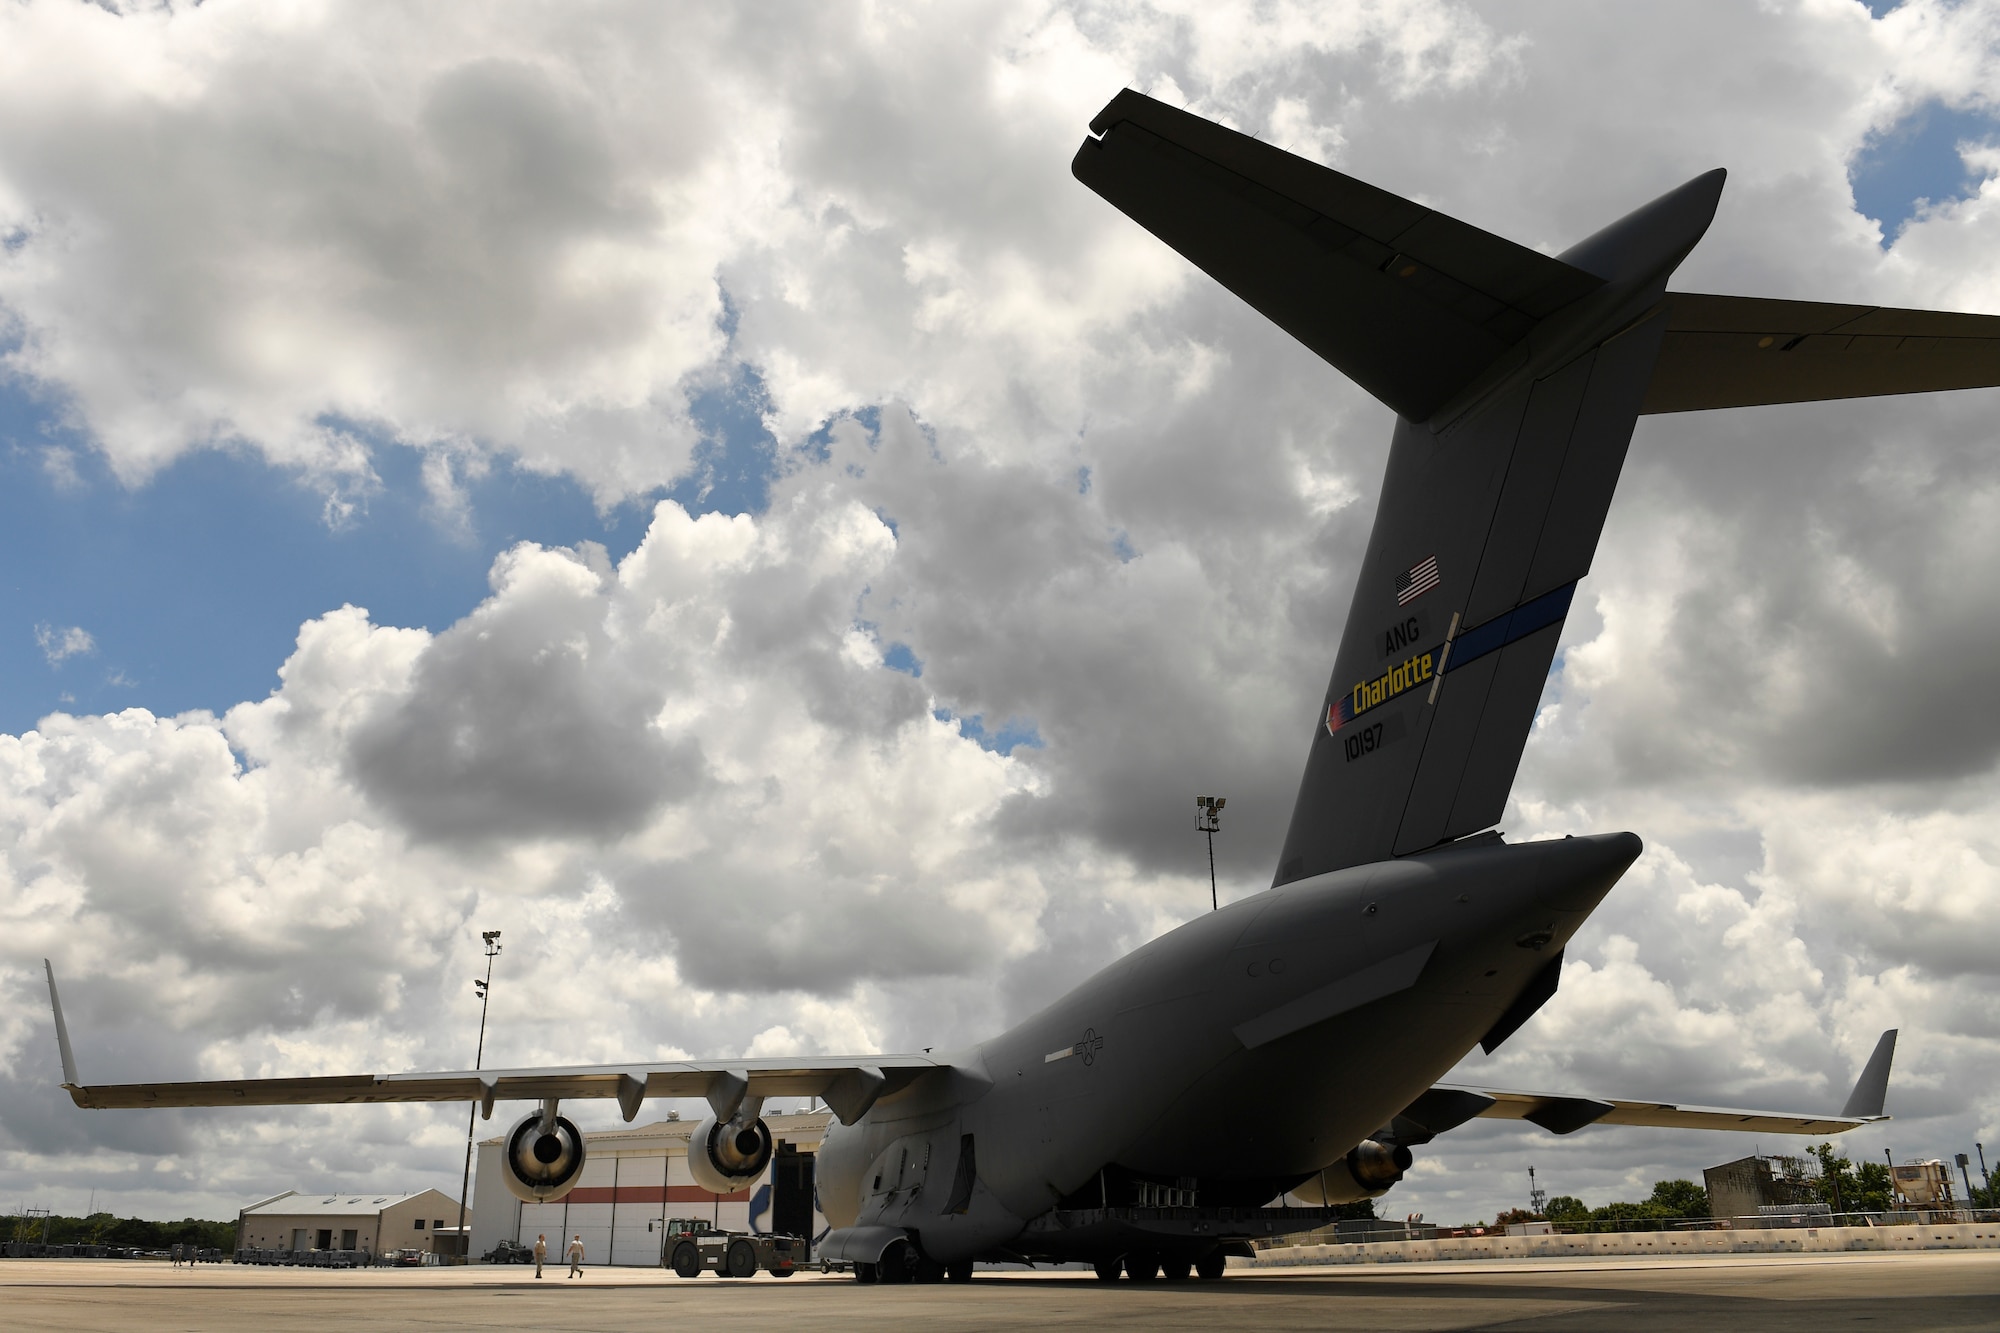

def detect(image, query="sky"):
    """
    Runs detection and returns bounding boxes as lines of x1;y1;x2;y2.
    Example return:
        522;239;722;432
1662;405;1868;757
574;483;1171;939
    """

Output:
4;0;2000;1229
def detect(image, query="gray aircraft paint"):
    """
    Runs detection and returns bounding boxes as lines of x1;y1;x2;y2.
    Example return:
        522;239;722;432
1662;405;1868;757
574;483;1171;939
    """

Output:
51;87;1961;1276
814;832;1640;1264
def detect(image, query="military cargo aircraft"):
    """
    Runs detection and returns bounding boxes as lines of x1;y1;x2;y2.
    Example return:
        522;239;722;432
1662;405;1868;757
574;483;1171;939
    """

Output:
57;87;2000;1282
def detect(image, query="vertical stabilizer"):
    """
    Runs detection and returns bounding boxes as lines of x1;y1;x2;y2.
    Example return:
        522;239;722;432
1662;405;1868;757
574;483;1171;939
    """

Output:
1073;91;1725;883
1268;174;1721;882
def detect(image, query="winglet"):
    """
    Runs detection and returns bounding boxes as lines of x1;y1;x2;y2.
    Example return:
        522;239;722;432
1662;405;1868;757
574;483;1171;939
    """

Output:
1839;1029;1897;1119
44;959;81;1090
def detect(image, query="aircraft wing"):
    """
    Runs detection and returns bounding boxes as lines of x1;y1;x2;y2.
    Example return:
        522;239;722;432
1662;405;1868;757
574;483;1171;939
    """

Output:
1436;1085;1879;1136
54;1058;943;1125
44;961;938;1125
1644;292;2000;413
1397;1030;1898;1140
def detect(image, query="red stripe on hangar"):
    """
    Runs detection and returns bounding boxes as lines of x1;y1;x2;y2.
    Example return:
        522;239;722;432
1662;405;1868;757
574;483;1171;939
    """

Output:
560;1184;752;1205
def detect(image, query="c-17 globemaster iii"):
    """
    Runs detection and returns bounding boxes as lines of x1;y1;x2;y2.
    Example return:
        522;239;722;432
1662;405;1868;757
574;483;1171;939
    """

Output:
58;86;1998;1283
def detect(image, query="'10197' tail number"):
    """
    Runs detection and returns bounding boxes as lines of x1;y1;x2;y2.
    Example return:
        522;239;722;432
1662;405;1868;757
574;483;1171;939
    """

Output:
1343;722;1384;763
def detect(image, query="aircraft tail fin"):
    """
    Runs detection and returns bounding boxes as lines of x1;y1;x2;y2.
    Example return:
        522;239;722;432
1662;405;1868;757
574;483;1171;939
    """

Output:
1839;1028;1898;1119
1076;91;1732;882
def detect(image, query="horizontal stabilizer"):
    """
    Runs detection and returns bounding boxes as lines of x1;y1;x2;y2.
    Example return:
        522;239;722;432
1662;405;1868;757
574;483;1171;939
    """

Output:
1073;89;1602;421
1645;294;2000;413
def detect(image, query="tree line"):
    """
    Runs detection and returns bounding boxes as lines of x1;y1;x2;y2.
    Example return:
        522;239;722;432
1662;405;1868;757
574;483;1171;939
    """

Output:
1494;1177;1711;1231
7;1211;236;1252
1494;1141;1997;1230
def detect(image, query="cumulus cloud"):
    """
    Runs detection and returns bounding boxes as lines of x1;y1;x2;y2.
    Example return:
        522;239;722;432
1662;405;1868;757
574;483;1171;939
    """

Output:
33;623;94;666
3;0;2000;1225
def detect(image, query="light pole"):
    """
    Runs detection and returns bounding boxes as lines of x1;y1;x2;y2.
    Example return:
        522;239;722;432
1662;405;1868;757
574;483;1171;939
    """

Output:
455;930;502;1259
1195;796;1225;910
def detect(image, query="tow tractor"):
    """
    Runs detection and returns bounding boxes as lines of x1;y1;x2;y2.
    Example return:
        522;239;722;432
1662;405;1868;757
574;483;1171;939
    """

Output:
661;1218;804;1279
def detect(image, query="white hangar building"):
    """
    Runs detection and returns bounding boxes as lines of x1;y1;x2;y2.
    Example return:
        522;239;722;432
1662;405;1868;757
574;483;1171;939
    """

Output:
468;1109;832;1266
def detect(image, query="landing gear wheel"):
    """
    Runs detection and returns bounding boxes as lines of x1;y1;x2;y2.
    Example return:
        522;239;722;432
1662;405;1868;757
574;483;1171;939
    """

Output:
914;1255;947;1284
670;1243;701;1279
724;1239;758;1279
1195;1250;1227;1280
947;1260;974;1284
877;1240;914;1284
1125;1252;1161;1282
854;1261;878;1283
1093;1257;1123;1281
1161;1257;1192;1281
770;1266;796;1278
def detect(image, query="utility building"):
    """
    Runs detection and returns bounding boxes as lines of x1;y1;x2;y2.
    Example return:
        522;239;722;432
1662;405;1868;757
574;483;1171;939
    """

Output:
238;1189;460;1259
469;1109;830;1265
1703;1155;1820;1222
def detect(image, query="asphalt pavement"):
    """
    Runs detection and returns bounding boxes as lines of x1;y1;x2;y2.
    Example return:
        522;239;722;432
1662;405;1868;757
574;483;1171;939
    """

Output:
1;1249;1996;1331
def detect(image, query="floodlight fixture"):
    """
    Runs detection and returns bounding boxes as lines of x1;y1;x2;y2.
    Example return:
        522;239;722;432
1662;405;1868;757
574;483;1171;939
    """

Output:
1194;795;1226;910
1194;794;1225;833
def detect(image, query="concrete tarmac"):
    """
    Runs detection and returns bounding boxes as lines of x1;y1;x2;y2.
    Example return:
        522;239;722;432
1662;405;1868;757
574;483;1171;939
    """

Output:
2;1251;1997;1331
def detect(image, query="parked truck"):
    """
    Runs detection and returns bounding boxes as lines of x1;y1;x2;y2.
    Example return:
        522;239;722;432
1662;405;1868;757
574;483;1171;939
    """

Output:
660;1218;804;1279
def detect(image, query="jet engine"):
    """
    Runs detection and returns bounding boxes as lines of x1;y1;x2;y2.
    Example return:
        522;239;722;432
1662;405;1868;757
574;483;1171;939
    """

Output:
1291;1139;1414;1204
686;1109;774;1195
500;1108;588;1203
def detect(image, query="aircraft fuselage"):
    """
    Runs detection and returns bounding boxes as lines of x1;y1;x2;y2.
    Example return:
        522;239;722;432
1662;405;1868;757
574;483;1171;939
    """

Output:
818;830;1641;1263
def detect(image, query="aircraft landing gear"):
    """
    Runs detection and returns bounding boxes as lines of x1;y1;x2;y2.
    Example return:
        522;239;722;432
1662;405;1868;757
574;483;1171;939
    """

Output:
1194;1250;1227;1280
872;1239;917;1284
1093;1256;1122;1281
1160;1256;1192;1281
1124;1252;1161;1282
947;1259;974;1283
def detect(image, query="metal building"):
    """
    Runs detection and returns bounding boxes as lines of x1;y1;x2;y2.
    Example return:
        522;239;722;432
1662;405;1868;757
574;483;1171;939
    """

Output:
468;1109;831;1266
237;1188;461;1260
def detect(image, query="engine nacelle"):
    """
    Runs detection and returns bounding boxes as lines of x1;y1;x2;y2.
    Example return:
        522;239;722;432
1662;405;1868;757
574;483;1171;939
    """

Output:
1291;1139;1415;1204
685;1110;774;1195
500;1109;588;1203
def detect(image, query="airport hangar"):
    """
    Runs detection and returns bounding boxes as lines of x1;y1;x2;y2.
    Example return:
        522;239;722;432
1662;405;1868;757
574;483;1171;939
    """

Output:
468;1108;832;1265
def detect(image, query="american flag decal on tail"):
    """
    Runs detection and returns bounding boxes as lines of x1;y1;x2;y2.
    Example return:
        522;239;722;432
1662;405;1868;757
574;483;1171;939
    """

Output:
1395;555;1440;605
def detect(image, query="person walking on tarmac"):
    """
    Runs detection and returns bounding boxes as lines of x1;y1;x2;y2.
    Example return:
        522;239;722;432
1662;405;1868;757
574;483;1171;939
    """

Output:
567;1233;585;1278
532;1233;547;1279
